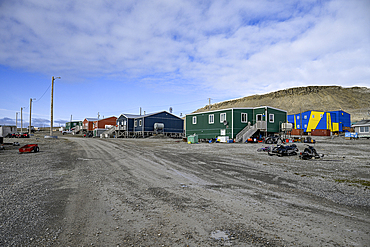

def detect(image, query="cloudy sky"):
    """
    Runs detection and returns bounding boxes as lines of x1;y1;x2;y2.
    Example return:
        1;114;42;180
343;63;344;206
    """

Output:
1;0;369;127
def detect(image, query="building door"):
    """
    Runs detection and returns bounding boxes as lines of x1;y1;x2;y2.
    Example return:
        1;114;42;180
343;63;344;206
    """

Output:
256;114;263;121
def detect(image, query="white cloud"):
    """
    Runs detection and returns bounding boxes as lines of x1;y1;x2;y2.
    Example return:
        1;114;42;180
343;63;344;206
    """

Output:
0;0;369;99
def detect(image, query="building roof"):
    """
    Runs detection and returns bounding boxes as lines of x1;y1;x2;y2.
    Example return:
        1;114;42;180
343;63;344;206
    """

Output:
84;118;99;122
187;106;287;116
118;114;142;119
119;111;182;120
352;119;370;126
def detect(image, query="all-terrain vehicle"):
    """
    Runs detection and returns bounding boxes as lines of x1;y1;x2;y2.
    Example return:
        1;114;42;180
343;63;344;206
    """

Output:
299;145;324;160
268;144;298;157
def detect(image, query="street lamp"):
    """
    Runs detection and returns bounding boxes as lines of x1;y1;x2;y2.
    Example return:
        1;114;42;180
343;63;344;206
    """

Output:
50;76;61;136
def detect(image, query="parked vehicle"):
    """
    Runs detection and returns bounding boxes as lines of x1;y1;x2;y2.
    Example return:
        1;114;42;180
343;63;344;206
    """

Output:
268;144;298;157
19;144;39;153
19;133;29;138
264;135;284;144
61;129;73;135
6;133;17;138
299;145;323;160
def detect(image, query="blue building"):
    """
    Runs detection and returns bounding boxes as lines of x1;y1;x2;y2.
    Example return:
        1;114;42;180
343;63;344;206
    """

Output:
115;111;184;138
288;110;351;133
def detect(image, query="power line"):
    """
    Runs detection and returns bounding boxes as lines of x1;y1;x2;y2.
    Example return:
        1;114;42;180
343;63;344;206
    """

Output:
34;83;51;103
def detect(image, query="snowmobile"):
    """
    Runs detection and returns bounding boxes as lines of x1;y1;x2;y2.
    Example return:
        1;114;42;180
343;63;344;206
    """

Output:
268;144;298;157
299;145;324;160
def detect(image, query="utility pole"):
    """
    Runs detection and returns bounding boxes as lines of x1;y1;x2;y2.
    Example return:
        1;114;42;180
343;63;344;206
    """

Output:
70;114;72;130
29;98;35;134
50;76;61;136
21;107;25;133
97;112;100;137
15;112;18;131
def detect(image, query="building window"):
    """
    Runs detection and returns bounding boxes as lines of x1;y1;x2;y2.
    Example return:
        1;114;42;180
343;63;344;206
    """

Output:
269;114;274;123
139;120;142;126
360;126;369;133
241;113;248;123
304;124;307;128
297;116;300;120
209;114;214;124
297;124;300;129
220;113;226;123
304;115;307;119
134;120;137;127
192;116;197;124
221;129;226;135
320;114;323;118
256;114;262;121
312;115;315;118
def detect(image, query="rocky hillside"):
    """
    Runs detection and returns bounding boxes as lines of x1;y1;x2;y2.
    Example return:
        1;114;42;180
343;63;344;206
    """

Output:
195;86;370;122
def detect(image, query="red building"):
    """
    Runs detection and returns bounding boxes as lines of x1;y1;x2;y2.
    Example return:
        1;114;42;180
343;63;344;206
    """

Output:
82;118;98;132
92;116;117;130
92;116;117;137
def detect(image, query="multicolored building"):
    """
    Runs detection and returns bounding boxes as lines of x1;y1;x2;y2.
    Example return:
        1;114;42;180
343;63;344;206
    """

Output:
287;110;351;133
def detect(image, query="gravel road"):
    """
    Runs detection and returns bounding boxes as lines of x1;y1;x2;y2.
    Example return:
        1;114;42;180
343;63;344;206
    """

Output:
1;133;369;246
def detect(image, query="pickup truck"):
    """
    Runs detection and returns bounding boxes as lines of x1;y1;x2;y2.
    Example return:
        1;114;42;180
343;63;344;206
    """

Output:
61;129;73;135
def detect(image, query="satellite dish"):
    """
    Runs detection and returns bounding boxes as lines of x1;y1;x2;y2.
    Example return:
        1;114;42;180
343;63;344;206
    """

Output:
223;120;228;126
169;107;173;113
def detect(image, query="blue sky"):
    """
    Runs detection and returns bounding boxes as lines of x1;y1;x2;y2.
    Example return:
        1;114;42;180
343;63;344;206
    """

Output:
1;0;369;127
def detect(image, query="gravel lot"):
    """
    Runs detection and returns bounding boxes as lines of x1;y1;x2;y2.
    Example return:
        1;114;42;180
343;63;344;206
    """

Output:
1;132;369;246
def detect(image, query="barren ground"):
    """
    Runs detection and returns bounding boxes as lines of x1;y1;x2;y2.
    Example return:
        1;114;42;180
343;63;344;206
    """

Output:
1;132;369;246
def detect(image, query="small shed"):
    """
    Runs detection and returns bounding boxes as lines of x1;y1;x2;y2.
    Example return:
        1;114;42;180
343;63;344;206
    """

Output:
352;120;370;138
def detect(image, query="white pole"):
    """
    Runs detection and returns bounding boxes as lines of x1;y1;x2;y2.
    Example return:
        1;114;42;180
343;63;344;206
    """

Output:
21;107;23;133
29;98;32;134
16;112;18;131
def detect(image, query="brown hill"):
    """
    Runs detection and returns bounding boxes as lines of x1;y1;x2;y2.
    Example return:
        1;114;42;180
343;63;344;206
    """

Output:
195;86;370;122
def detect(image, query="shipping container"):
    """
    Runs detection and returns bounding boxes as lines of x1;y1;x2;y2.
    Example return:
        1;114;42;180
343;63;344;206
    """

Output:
311;129;331;136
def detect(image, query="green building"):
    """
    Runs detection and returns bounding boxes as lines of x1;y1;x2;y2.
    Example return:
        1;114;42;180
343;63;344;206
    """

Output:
65;121;82;131
185;106;287;142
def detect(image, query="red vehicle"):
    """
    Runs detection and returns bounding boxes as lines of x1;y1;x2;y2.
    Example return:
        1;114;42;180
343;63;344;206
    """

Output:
16;133;29;138
19;144;39;153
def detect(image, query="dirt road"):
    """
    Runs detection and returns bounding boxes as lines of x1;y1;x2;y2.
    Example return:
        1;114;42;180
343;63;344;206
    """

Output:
1;136;369;246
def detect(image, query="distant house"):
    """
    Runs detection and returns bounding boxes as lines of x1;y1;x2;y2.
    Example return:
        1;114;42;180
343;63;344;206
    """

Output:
92;116;117;137
287;110;351;133
65;121;82;131
185;106;287;142
115;111;184;138
352;120;370;138
82;118;99;133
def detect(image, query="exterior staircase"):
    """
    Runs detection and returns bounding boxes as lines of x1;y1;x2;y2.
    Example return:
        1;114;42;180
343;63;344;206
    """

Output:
72;125;81;135
236;122;258;143
101;126;116;138
236;121;267;143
